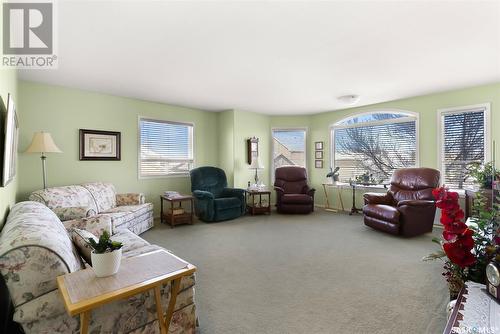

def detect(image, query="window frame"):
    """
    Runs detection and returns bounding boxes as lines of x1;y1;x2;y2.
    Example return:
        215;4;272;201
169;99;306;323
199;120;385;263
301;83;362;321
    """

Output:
437;103;491;189
271;127;308;182
329;109;420;180
137;116;195;179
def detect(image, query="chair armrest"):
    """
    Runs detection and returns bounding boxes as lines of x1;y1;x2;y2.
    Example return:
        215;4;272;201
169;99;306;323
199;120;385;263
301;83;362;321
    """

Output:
302;185;316;196
274;186;285;193
221;188;245;198
192;190;215;200
63;214;112;236
363;192;392;205
116;193;145;206
52;206;96;221
397;200;435;207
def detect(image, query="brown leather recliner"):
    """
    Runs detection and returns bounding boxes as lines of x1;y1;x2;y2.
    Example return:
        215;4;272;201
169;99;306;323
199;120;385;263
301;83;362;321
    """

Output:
274;166;315;214
363;168;440;237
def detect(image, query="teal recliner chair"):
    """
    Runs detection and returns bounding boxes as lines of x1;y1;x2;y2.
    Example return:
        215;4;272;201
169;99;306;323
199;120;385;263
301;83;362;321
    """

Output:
190;166;246;222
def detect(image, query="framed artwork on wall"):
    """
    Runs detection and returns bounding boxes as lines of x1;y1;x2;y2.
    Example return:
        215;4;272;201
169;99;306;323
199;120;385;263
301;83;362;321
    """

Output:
1;94;19;187
79;129;121;161
247;137;259;164
315;141;323;150
315;151;323;159
315;160;323;168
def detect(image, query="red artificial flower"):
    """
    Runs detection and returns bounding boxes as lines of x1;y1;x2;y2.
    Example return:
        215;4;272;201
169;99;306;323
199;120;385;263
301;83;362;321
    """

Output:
433;186;477;268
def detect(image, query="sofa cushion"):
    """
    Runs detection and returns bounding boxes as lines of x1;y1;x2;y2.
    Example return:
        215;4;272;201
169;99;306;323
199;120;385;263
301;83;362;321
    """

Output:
52;206;96;221
0;202;83;307
101;203;154;230
281;194;313;204
29;185;98;216
363;204;400;224
71;228;97;264
112;228;150;253
81;182;117;212
214;197;241;210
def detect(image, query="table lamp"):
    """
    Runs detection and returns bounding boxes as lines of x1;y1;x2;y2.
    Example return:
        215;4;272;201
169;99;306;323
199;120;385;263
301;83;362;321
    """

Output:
249;156;264;187
25;131;62;189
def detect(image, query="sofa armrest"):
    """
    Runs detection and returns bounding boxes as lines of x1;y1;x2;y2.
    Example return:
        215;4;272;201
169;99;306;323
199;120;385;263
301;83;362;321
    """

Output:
397;200;435;207
192;190;215;200
363;192;392;205
52;206;96;221
116;193;145;206
63;214;112;236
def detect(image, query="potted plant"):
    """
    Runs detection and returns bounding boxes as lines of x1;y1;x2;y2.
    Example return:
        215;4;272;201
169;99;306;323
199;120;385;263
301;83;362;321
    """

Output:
87;231;123;277
326;167;340;183
468;161;500;189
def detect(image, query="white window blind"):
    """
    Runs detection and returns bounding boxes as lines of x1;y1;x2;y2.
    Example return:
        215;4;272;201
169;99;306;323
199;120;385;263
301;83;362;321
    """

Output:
272;129;306;173
440;107;487;189
332;113;417;183
139;118;194;177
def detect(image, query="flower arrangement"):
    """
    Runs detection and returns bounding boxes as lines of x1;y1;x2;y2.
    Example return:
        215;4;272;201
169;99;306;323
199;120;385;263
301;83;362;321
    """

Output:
424;186;499;298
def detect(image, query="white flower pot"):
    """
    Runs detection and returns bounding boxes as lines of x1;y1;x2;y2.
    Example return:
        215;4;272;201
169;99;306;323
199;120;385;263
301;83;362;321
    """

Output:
91;249;122;277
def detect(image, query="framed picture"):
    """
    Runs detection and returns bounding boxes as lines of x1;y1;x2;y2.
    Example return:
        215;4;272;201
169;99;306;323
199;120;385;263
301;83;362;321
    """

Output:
315;141;323;150
79;129;121;161
247;137;259;164
315;150;323;159
1;94;19;187
315;160;323;168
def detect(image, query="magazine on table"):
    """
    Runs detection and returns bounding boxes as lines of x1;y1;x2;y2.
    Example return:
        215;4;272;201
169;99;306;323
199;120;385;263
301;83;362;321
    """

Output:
164;191;182;198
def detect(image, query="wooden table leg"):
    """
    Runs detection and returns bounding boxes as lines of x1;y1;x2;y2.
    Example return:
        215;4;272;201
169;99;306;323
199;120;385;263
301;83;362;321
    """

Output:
80;310;90;334
323;184;338;212
154;285;167;334
164;278;182;331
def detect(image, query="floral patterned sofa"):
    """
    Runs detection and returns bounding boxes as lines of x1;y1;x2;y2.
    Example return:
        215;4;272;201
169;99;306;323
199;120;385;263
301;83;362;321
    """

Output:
0;201;196;334
29;182;154;235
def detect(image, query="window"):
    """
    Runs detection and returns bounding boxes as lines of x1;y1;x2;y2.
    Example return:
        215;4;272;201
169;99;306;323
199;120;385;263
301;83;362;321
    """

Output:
139;118;194;177
272;128;306;174
438;104;490;189
331;111;418;183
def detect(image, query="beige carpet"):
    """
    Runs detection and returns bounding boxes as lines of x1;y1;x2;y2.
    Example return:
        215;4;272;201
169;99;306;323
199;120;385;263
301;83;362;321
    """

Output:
141;210;448;334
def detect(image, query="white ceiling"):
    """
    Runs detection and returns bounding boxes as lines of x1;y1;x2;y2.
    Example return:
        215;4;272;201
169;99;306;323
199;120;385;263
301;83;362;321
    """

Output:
19;1;500;115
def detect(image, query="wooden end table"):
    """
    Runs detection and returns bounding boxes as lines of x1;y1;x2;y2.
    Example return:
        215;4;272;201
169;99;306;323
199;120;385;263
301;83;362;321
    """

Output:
57;249;196;334
160;194;194;228
246;189;271;215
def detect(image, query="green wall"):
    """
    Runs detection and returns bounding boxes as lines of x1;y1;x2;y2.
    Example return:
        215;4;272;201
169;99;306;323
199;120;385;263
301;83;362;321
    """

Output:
17;80;500;215
217;110;235;186
0;69;18;227
233;110;271;188
17;81;219;215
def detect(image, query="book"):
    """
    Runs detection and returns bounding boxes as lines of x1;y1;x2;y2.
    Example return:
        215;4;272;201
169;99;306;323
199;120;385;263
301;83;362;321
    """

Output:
164;191;181;198
168;208;185;215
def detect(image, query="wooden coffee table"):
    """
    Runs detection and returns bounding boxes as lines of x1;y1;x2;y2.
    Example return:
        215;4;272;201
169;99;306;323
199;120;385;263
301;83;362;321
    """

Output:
57;249;196;334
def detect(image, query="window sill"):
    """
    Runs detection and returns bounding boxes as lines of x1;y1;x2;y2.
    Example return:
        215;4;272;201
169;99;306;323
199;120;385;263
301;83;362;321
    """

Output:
138;173;190;180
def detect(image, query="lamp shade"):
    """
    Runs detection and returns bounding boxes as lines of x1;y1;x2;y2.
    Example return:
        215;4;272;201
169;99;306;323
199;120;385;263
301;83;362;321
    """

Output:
25;132;62;153
249;156;264;169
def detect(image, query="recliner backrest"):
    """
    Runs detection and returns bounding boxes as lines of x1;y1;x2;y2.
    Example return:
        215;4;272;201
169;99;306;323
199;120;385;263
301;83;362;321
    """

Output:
389;168;440;203
190;166;228;198
274;166;308;194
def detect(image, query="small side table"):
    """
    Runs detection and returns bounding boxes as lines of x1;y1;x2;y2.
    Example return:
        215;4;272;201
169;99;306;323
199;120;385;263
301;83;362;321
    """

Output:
57;249;196;334
246;189;271;215
160;194;194;228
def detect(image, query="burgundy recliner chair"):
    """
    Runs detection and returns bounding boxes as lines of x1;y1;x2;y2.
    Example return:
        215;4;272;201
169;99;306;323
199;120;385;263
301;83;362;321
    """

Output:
274;166;315;214
363;167;440;237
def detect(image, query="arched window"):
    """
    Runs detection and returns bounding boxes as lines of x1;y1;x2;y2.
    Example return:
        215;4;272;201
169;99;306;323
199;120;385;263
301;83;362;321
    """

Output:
330;110;418;183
